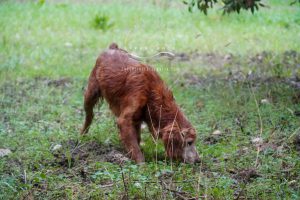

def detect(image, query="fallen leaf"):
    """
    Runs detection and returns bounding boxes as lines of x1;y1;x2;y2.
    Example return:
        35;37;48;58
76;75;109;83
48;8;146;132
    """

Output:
251;137;263;147
52;144;62;151
261;99;270;104
0;148;12;157
196;100;205;109
212;130;222;136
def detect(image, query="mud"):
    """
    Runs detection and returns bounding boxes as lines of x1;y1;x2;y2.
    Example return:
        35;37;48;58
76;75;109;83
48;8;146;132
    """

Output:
174;50;300;69
46;78;72;87
231;168;260;183
52;140;129;167
173;50;300;89
294;134;300;152
173;52;235;69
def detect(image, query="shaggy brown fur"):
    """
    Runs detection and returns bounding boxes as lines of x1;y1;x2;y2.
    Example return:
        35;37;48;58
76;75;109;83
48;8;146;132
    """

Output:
81;43;200;163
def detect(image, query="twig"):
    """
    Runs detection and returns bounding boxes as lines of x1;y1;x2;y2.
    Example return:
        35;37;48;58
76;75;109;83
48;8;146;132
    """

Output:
248;82;263;168
156;105;162;170
248;84;263;137
196;161;203;199
131;179;197;184
288;127;300;141
144;183;147;199
71;141;85;154
24;169;27;184
99;183;114;188
234;182;247;200
147;105;158;144
165;188;197;200
147;104;162;170
255;146;261;168
168;109;179;170
120;165;129;200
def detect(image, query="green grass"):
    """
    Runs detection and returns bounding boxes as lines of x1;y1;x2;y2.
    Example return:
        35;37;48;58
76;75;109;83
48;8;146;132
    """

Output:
1;0;300;79
1;0;300;199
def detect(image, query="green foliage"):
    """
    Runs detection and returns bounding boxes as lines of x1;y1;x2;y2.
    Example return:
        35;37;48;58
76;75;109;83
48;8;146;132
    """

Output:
183;0;217;14
222;0;264;14
184;0;299;15
92;13;114;31
37;0;45;6
291;0;300;5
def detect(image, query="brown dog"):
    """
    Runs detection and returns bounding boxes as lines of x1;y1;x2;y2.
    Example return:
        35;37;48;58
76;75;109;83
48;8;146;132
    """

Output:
81;43;200;164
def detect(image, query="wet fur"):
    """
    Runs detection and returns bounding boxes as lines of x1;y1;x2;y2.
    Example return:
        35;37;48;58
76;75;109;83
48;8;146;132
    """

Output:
81;43;198;163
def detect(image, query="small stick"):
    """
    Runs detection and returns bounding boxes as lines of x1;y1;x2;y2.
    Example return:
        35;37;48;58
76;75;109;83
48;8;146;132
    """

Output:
120;165;129;200
247;82;263;168
144;183;147;199
234;182;247;200
129;52;175;61
24;169;27;184
99;183;114;188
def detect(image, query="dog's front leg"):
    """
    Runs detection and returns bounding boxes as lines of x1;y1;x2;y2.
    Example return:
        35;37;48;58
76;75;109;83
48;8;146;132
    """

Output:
117;115;144;164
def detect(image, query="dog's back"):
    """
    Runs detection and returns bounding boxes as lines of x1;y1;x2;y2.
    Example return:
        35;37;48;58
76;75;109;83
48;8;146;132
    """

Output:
94;44;153;116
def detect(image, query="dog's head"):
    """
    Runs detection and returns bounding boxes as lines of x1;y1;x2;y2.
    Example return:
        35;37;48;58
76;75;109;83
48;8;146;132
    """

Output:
161;124;200;164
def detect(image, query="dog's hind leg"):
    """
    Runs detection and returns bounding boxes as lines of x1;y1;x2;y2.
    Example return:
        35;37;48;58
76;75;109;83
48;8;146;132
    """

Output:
81;68;102;135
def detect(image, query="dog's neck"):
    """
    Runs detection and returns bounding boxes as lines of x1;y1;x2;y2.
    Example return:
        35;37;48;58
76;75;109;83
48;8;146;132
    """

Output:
144;68;192;137
145;102;192;138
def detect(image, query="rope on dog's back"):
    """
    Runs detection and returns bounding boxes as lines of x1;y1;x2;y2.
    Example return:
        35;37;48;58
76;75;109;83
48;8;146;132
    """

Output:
108;42;175;61
129;52;175;61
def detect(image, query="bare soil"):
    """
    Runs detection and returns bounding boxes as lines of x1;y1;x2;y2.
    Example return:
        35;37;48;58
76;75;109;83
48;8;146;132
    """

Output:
52;140;129;168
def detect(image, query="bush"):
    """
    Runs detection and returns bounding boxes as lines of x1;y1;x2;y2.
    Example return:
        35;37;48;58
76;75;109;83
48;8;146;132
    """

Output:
183;0;300;15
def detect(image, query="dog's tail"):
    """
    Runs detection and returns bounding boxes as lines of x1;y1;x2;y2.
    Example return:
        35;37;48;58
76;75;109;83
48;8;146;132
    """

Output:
80;67;103;135
109;42;119;49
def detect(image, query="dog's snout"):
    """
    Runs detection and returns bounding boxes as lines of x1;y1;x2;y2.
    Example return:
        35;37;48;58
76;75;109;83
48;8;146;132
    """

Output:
194;157;201;163
182;145;200;164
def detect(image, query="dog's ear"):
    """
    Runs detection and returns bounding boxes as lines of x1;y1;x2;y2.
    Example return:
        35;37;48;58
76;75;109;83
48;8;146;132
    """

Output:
161;123;180;139
161;125;185;160
161;124;184;149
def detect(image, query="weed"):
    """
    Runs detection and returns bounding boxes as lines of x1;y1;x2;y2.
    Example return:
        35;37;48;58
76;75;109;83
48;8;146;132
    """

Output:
92;13;114;31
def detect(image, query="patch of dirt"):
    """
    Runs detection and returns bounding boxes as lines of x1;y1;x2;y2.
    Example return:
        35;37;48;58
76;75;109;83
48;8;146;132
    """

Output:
45;78;72;87
182;73;207;86
174;50;300;90
183;72;300;91
175;52;190;61
203;136;219;145
174;50;299;72
1;77;73;92
52;140;129;167
0;148;12;157
288;77;300;90
230;168;260;183
236;147;250;156
292;92;300;105
260;143;279;152
0;77;74;106
105;150;130;164
294;134;300;152
174;52;234;69
249;51;272;64
203;130;230;145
